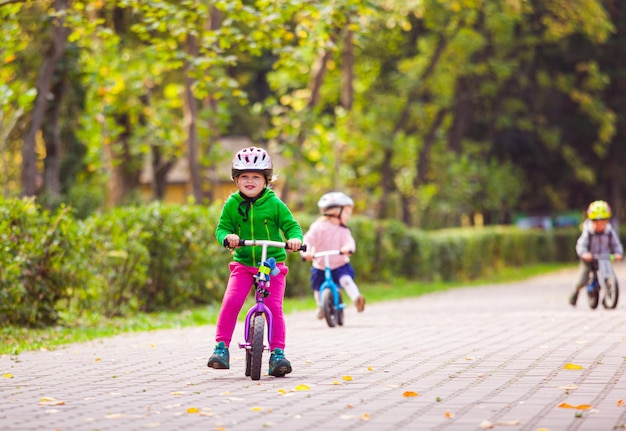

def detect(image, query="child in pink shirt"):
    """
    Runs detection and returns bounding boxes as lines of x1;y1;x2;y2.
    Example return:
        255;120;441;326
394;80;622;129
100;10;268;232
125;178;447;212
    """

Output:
301;192;365;318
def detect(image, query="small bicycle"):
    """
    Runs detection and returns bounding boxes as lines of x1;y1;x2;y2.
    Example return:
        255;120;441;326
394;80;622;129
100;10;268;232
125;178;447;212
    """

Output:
311;250;351;328
228;239;306;380
586;253;619;310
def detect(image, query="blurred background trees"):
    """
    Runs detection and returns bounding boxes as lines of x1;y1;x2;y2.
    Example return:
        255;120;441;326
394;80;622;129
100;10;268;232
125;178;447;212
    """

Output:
2;0;624;228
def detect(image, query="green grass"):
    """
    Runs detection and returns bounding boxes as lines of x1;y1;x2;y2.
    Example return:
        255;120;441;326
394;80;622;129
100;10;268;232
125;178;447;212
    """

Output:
0;262;569;356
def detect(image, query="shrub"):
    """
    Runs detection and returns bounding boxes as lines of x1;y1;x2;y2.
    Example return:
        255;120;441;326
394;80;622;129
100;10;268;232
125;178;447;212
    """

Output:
0;197;86;327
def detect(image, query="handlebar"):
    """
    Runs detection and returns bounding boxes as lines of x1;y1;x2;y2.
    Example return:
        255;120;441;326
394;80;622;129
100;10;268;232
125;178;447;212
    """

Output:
309;250;353;258
223;238;307;252
301;249;353;262
588;254;616;261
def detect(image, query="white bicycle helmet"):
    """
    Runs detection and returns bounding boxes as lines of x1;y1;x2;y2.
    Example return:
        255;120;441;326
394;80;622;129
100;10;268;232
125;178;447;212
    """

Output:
317;192;354;209
231;146;273;180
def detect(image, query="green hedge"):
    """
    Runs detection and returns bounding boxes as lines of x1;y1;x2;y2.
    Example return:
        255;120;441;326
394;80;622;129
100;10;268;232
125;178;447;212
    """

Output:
0;197;86;327
0;198;590;327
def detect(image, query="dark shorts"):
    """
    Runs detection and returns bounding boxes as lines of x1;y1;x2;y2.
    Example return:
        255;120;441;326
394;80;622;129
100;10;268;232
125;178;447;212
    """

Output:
310;263;356;291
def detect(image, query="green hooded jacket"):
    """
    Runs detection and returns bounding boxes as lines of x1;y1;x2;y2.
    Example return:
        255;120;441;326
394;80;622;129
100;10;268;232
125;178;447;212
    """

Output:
215;188;303;267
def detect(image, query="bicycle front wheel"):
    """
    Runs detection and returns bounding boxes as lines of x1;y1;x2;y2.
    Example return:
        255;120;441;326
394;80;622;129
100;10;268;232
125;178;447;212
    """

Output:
587;284;600;309
336;291;344;326
250;314;265;380
321;288;337;328
602;278;619;309
245;317;254;377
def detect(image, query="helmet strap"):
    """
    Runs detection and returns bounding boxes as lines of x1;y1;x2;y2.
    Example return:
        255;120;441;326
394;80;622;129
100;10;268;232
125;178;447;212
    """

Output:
323;207;347;227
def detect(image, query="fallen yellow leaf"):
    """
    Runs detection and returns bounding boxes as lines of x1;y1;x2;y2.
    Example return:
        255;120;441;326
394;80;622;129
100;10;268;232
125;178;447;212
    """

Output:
557;402;592;410
38;397;65;406
403;391;419;397
342;375;353;381
563;363;583;370
558;384;578;390
445;411;454;418
2;373;14;379
171;391;185;396
367;366;373;371
361;413;371;421
186;407;200;414
333;381;339;385
94;358;101;362
496;420;521;426
295;384;311;391
277;389;287;394
618;399;625;407
251;406;263;411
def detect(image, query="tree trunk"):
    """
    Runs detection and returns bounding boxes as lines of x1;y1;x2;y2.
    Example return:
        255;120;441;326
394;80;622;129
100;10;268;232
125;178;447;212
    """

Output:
151;144;176;201
184;35;203;204
41;71;66;199
340;28;354;110
400;108;448;225
308;49;331;108
446;77;473;154
377;146;395;219
105;113;141;207
21;0;69;197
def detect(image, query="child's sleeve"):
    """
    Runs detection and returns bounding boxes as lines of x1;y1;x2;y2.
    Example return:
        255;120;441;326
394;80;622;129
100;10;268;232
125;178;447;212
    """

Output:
215;201;235;245
278;201;303;240
343;229;356;252
610;230;624;255
574;232;589;258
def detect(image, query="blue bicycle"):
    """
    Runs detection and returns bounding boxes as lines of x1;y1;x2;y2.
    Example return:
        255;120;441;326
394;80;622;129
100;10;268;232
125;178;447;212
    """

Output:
312;250;352;328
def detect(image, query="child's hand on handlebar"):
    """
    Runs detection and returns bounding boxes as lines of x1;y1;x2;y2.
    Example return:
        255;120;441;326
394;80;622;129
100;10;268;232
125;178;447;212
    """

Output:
286;238;302;252
581;252;593;262
224;234;241;249
615;253;623;262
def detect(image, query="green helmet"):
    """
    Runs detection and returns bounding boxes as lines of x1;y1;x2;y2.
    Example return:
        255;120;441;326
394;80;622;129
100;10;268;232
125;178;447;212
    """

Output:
587;200;611;220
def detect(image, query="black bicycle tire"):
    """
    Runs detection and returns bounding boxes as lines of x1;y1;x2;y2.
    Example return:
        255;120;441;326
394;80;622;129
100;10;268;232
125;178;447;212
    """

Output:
337;291;344;326
602;278;619;309
321;288;336;327
588;284;600;309
245;318;254;377
250;314;265;380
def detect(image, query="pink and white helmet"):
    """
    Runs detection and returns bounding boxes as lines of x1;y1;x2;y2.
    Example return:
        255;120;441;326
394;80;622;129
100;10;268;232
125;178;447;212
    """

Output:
231;147;273;180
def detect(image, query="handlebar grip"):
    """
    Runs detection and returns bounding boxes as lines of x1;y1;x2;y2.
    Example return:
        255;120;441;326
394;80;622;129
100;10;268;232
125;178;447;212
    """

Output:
224;239;307;252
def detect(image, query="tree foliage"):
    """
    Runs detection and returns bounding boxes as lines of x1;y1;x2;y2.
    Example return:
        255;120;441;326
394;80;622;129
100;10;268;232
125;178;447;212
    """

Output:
0;0;624;227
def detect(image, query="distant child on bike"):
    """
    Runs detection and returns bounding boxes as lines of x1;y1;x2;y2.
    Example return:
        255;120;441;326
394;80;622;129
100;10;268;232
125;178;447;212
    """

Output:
207;146;303;377
569;200;623;306
301;192;365;318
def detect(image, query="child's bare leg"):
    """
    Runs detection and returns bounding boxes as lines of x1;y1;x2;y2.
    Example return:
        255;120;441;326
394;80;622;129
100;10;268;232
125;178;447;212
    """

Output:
339;275;365;312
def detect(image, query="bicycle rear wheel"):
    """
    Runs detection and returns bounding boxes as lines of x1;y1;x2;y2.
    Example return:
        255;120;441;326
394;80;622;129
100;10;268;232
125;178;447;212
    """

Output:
321;288;337;327
602;278;619;309
250;313;265;380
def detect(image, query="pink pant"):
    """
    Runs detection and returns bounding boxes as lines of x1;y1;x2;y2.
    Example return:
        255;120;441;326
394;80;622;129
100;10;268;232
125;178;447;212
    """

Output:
215;261;289;350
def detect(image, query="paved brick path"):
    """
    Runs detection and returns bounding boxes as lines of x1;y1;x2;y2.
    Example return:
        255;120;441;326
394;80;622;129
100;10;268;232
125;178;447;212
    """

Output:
2;264;626;431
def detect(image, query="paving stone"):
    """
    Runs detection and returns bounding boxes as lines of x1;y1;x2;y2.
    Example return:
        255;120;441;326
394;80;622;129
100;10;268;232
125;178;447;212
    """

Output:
1;265;626;430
